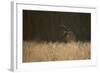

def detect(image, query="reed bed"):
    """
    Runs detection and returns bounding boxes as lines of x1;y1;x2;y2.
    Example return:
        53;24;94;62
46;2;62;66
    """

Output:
23;41;90;62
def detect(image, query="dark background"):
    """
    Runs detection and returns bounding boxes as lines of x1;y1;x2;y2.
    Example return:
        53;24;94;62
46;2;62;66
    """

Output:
23;10;91;42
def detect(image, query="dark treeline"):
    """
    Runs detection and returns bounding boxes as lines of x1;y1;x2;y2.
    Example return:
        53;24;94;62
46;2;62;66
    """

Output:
23;10;91;42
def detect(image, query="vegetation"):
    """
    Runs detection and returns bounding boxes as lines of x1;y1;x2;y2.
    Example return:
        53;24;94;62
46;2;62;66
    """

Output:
23;41;90;62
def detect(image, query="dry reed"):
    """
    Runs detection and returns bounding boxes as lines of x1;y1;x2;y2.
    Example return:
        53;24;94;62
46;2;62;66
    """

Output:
23;41;90;62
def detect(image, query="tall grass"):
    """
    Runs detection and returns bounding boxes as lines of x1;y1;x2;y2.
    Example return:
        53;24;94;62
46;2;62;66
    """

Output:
23;41;90;62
